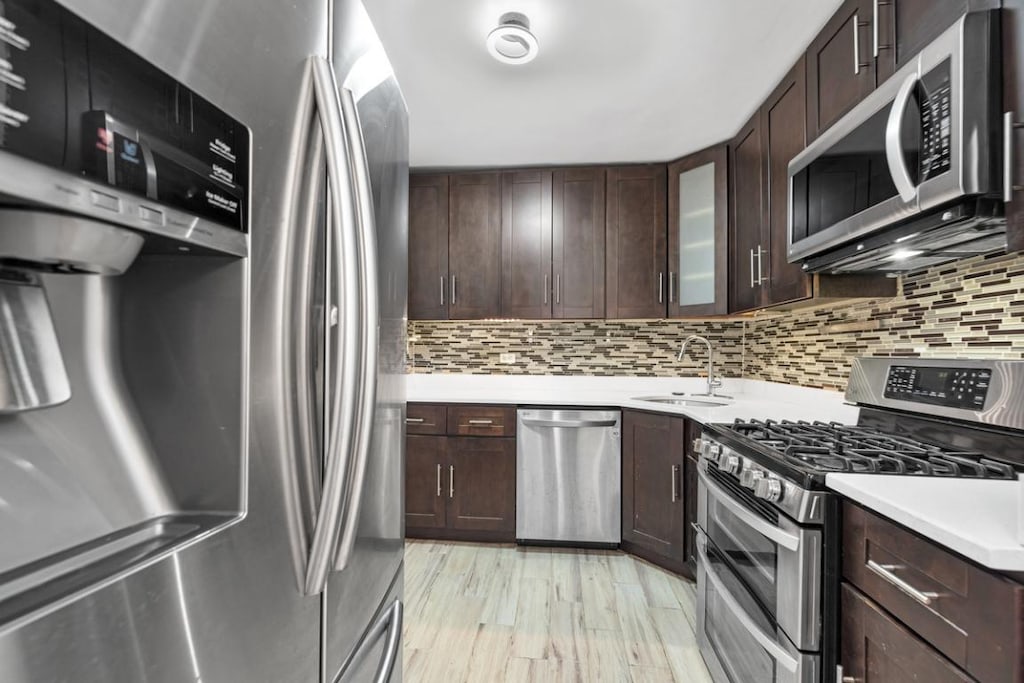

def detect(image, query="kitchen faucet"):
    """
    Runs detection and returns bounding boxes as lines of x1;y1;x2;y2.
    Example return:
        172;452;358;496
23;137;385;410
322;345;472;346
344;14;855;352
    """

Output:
677;335;727;398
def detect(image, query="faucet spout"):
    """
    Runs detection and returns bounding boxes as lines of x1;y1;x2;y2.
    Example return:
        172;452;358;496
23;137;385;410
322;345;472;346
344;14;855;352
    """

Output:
677;335;722;397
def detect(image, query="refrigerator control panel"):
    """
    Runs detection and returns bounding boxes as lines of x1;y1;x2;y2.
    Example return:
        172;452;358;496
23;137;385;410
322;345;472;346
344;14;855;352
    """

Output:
0;0;250;234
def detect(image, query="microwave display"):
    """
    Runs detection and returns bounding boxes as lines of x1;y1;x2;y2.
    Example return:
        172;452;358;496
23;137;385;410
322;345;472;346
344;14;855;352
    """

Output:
919;59;952;182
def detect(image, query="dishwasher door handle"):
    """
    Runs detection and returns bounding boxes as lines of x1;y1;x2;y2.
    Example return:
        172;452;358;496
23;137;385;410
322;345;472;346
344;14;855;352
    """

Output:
520;418;619;429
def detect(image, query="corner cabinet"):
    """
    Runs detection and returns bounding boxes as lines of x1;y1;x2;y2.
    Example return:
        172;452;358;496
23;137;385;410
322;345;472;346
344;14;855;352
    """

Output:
667;144;729;317
620;409;691;576
605;165;668;319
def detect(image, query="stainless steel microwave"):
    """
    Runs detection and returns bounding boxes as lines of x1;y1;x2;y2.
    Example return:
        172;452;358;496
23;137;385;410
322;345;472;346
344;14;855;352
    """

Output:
787;10;1005;274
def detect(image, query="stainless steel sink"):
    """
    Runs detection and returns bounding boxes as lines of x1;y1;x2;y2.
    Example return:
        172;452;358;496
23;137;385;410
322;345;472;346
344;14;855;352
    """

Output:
633;396;731;408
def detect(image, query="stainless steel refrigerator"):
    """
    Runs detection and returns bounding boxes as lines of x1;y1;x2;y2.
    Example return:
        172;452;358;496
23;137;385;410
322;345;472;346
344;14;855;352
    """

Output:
0;0;408;680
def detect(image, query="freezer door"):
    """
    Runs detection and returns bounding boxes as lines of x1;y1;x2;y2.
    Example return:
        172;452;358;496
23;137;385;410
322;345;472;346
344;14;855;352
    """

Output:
0;0;329;681
323;1;409;679
333;564;404;683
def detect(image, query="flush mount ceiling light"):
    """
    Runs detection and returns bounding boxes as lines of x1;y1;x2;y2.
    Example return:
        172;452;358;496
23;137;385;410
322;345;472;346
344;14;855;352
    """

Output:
486;12;539;65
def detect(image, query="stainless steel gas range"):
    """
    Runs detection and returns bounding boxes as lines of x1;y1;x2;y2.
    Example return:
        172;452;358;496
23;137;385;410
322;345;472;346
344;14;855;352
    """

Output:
693;357;1024;683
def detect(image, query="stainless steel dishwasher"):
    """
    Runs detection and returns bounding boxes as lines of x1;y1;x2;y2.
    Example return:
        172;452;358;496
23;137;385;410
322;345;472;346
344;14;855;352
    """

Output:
516;408;621;546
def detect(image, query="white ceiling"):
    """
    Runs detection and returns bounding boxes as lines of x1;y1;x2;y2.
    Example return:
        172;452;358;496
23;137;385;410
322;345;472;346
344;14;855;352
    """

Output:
363;0;843;169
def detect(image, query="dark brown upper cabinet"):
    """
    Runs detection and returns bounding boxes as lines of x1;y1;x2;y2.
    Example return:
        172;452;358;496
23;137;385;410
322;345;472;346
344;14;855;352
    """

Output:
667;144;728;317
501;170;553;319
552;167;606;318
448;172;502;319
729;112;767;313
763;57;813;307
408;174;449;320
806;0;877;142
606;165;668;319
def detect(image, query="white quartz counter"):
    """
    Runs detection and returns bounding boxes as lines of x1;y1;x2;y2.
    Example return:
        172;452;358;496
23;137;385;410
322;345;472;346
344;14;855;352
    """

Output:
406;374;860;425
828;474;1024;572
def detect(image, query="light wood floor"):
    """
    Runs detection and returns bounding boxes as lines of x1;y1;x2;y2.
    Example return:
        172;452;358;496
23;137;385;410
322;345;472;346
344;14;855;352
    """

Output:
403;540;714;682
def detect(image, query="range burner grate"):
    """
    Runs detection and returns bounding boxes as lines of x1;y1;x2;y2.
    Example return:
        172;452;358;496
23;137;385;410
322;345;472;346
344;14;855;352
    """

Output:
726;419;1017;479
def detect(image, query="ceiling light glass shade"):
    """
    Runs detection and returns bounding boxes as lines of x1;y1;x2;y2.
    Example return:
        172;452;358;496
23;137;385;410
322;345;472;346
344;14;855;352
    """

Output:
486;12;539;65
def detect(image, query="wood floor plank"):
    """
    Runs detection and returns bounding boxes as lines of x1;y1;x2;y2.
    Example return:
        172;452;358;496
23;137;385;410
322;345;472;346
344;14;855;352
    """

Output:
579;556;620;631
511;577;552;660
614;582;669;668
464;623;514;682
636;560;683;610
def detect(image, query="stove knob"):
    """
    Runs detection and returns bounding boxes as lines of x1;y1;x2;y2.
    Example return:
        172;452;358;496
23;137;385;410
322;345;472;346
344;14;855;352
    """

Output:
719;454;741;475
692;438;705;453
703;442;722;460
754;477;783;502
739;467;764;489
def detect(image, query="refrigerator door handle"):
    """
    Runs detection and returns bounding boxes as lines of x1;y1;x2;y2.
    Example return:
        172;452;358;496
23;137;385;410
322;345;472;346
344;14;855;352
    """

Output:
332;85;380;573
341;599;403;683
303;55;362;596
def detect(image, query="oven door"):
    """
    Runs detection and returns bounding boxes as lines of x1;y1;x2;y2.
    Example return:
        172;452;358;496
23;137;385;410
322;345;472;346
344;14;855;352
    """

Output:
696;531;819;683
698;466;821;650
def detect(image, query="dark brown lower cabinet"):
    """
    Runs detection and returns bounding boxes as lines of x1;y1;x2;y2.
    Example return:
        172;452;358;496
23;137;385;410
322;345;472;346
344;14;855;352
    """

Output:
840;584;973;683
621;410;691;576
683;421;701;574
405;433;515;542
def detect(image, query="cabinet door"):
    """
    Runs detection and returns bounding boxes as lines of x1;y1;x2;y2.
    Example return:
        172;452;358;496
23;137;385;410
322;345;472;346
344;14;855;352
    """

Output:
408;174;449;320
729;112;767;313
1005;0;1024;253
552;167;606;319
449;172;502;319
667;145;728;317
405;435;446;531
501;170;552;319
840;584;973;683
683;422;701;574
447;437;515;537
763;57;813;307
621;411;685;565
606;165;668;319
875;0;993;83
806;0;875;142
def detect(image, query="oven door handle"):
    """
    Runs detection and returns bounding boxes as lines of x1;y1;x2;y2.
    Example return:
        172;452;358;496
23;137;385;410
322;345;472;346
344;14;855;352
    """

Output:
697;533;800;673
698;469;801;551
885;72;919;203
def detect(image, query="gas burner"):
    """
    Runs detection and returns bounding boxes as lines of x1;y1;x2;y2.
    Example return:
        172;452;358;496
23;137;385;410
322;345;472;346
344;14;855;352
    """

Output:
723;418;1017;480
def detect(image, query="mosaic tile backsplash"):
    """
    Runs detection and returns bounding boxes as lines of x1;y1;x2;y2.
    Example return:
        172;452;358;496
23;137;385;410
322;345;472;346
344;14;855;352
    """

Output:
408;251;1024;389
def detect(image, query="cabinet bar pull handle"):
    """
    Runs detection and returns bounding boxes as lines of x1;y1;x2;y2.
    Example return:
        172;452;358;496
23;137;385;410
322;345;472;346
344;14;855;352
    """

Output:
749;248;756;288
658;272;664;304
671;464;680;502
836;664;858;683
669;272;676;304
405;417;425;424
440;276;445;306
449;465;455;499
756;246;767;285
1005;112;1024;203
543;273;548;304
866;560;940;606
555;274;560;304
450;274;456;305
467;419;493;425
853;14;870;74
874;0;892;56
436;463;442;497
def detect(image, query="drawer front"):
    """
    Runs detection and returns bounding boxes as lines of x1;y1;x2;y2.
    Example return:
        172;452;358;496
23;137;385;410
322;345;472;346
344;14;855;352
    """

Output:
843;501;1024;683
447;405;516;437
840;583;973;683
406;404;446;435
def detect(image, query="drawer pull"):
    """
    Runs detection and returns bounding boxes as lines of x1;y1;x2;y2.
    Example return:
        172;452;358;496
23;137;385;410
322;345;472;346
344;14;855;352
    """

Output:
436;463;442;497
467;419;494;425
866;560;941;606
405;417;425;424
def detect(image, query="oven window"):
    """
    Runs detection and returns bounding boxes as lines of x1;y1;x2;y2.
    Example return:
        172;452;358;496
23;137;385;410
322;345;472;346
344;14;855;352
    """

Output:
706;493;779;615
791;95;921;242
704;545;777;683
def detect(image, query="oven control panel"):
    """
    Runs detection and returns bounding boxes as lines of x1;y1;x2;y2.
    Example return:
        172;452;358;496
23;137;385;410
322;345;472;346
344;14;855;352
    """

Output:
884;365;990;409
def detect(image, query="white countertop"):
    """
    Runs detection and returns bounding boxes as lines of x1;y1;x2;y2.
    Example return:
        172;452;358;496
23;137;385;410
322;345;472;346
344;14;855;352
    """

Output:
828;474;1024;572
406;374;860;425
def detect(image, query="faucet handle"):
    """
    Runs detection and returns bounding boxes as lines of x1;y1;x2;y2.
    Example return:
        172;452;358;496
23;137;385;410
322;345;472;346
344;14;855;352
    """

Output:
710;377;723;388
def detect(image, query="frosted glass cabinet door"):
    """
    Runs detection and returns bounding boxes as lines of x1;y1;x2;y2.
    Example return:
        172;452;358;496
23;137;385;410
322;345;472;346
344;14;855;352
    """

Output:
667;144;728;317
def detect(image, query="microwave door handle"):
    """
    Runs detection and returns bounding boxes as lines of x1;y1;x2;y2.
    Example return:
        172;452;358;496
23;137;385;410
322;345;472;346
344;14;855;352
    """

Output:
303;55;363;596
885;73;919;203
698;469;801;551
696;533;800;673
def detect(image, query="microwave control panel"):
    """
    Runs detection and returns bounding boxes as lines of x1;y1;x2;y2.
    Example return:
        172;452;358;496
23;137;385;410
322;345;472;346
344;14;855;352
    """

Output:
884;364;991;410
918;58;952;182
